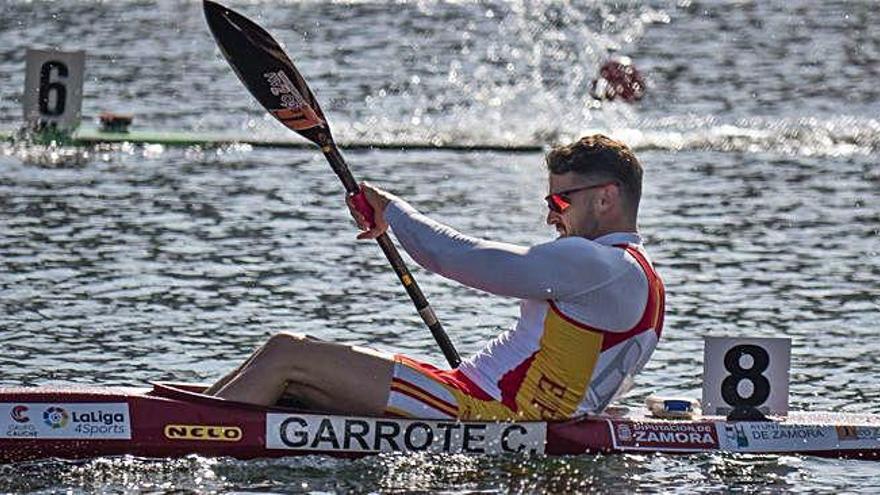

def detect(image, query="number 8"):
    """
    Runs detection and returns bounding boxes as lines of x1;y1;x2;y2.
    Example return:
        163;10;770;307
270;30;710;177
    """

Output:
721;344;771;408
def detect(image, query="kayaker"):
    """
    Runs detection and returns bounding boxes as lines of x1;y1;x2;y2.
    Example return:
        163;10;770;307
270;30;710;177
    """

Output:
206;134;665;421
590;56;646;103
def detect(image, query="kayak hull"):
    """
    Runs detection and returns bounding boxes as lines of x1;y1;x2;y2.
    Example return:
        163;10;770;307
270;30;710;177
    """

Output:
1;383;878;462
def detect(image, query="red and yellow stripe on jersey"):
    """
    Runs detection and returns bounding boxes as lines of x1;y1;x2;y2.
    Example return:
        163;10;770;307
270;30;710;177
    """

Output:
385;244;665;421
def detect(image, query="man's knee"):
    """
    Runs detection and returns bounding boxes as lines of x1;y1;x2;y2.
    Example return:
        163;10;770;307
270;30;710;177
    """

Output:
261;332;365;374
264;331;309;350
260;332;319;362
245;333;313;378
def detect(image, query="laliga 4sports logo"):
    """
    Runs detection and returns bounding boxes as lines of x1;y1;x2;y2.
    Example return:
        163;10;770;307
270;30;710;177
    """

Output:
4;403;131;439
43;406;70;429
10;405;30;423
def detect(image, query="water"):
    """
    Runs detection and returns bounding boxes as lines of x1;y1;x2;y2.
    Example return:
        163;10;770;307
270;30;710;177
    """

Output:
1;0;879;492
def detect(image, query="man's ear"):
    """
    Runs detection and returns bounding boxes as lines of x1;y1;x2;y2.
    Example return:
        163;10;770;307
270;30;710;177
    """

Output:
598;185;616;210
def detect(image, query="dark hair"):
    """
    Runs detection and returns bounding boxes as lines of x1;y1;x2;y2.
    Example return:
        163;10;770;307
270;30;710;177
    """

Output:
545;134;642;214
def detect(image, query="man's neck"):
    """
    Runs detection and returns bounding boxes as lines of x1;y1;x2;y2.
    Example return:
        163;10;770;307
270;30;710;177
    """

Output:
587;221;638;240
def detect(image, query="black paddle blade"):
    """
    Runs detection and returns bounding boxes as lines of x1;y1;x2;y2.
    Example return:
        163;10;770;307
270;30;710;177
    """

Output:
203;0;332;145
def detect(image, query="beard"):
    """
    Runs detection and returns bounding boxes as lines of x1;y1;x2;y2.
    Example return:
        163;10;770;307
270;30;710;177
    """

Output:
552;221;569;238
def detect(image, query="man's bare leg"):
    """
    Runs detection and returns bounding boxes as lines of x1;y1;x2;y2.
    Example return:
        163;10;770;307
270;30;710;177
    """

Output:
203;343;268;396
210;332;394;416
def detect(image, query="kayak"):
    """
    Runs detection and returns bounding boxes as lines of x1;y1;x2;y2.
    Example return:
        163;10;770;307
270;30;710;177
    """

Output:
1;382;878;462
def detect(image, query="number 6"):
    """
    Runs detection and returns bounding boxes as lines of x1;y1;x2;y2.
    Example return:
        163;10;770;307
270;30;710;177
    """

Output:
38;61;69;117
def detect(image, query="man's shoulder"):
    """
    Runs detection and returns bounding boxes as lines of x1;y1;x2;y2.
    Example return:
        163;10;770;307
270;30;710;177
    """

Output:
544;235;642;253
533;237;639;271
536;236;600;256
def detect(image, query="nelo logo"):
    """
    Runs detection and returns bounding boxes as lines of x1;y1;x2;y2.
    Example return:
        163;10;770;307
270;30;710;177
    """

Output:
164;425;243;442
43;406;70;429
10;405;29;423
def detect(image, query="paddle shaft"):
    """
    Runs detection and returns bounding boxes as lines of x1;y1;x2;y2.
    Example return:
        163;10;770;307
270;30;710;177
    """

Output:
321;143;462;368
200;0;460;368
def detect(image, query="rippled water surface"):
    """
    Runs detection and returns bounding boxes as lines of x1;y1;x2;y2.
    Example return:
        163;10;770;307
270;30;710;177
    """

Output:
1;0;879;493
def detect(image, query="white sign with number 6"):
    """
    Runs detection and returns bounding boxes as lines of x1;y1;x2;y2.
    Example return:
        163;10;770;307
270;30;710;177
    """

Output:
23;48;85;131
702;336;791;416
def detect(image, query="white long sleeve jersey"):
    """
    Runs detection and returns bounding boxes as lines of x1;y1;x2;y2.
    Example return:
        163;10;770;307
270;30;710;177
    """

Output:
385;199;665;416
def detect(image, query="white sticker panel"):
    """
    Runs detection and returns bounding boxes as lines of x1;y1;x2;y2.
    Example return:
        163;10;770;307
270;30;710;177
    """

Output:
715;421;880;452
834;425;880;448
0;402;131;440
266;413;546;455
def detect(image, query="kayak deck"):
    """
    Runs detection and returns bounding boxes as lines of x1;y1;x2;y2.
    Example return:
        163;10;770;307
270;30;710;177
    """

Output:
1;383;878;462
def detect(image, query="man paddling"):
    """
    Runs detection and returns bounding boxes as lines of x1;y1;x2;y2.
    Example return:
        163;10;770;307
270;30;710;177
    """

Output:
206;134;665;421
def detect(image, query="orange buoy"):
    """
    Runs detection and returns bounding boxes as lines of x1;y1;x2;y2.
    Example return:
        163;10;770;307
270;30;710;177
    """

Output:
99;112;134;133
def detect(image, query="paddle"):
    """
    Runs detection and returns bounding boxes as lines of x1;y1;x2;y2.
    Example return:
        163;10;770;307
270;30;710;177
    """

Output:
203;0;461;368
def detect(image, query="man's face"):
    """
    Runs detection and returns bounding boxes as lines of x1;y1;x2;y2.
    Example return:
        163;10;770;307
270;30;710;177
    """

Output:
546;172;609;239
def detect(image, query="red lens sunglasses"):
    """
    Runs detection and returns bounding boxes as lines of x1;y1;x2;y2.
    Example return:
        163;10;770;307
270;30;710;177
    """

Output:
545;182;617;213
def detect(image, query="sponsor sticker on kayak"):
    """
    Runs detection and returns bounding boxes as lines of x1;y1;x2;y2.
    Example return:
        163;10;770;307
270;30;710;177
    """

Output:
609;420;719;452
717;422;840;452
836;425;880;443
265;413;546;454
0;402;131;440
164;424;243;442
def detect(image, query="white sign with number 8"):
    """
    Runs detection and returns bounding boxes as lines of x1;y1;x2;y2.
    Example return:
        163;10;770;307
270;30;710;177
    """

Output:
702;336;791;416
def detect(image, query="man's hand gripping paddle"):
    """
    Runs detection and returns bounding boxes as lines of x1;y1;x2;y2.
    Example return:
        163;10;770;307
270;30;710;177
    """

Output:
203;0;461;367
